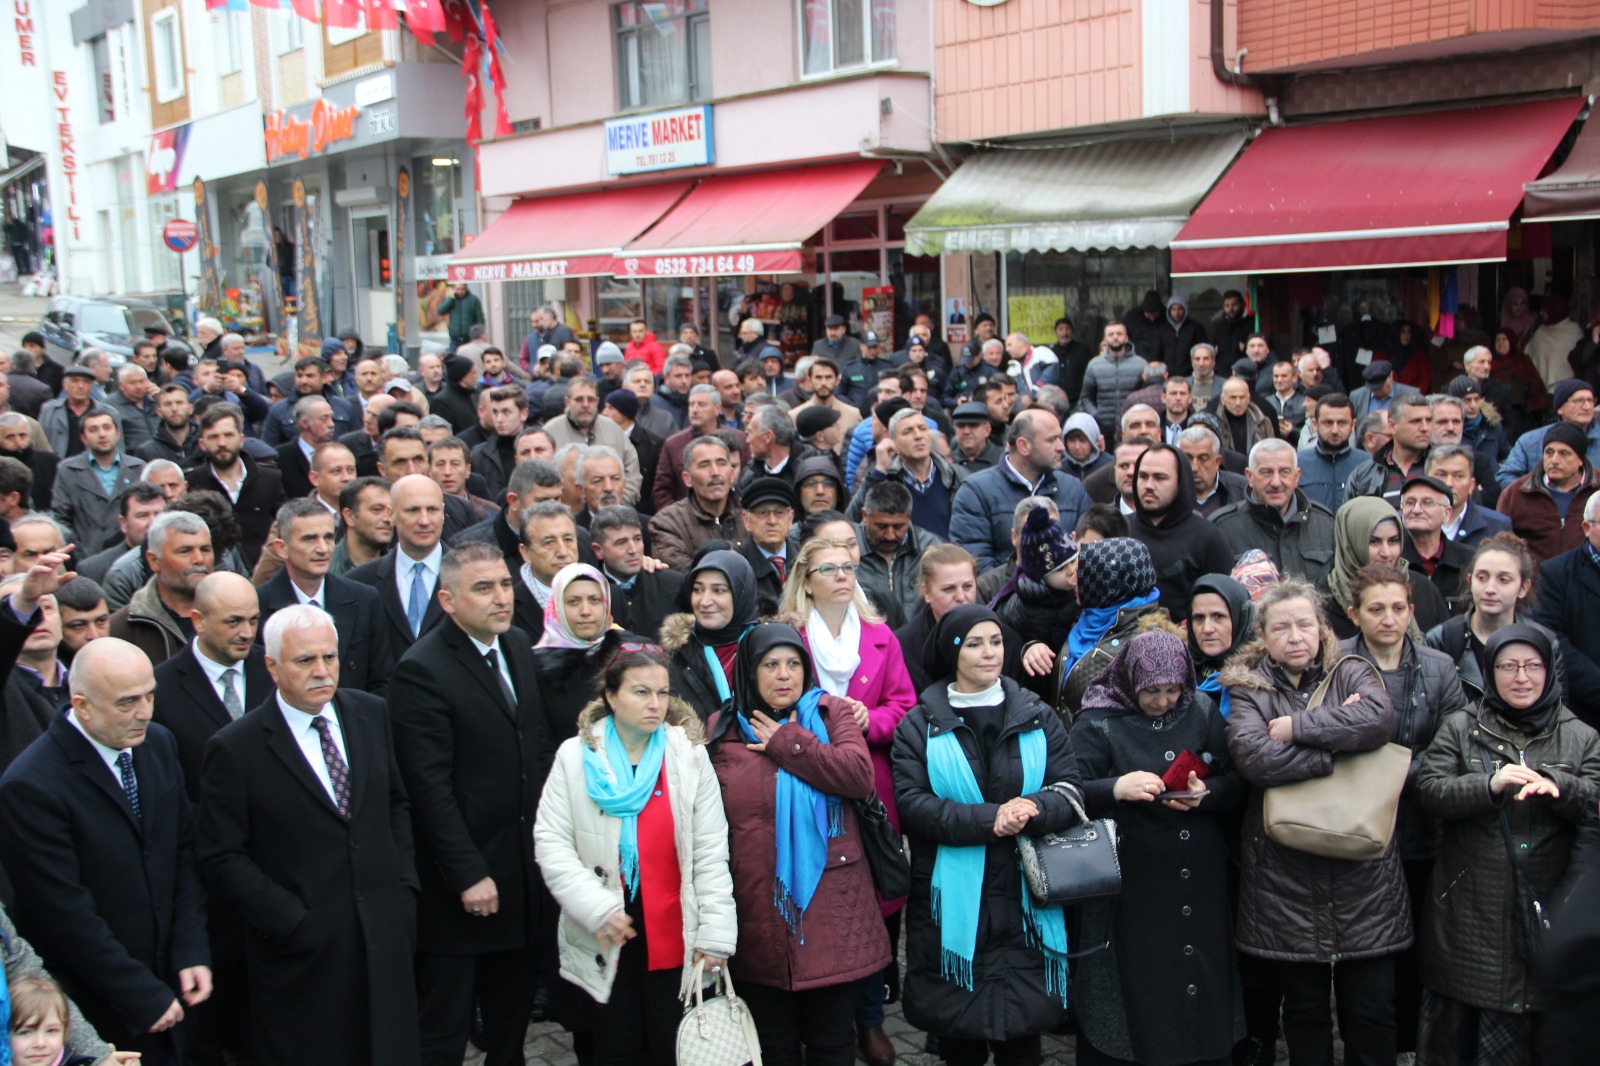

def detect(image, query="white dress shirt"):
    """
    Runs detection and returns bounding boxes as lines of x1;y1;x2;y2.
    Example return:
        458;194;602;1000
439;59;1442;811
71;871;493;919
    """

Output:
67;709;129;785
277;693;349;804
467;633;517;703
395;544;443;607
292;578;328;608
193;641;247;709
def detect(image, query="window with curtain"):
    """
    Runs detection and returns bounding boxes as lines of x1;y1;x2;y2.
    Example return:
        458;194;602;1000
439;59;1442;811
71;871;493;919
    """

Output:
614;0;711;111
801;0;895;75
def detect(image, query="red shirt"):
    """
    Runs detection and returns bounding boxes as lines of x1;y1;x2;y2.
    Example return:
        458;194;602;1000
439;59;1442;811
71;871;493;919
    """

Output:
635;763;684;970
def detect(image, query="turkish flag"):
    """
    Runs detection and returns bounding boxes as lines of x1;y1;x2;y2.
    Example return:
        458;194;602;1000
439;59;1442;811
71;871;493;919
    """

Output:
287;0;318;18
323;0;363;28
400;0;446;45
364;0;397;30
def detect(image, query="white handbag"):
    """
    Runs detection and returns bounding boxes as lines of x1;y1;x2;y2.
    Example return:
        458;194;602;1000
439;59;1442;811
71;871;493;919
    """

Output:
676;958;763;1066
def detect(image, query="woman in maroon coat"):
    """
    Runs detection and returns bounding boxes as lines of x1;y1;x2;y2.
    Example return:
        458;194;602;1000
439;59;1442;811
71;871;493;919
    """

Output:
705;622;891;1066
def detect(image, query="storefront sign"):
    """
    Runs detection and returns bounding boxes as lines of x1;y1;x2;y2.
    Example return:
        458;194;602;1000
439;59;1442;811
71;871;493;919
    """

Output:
415;254;451;281
1007;295;1062;344
265;99;362;163
52;70;81;241
15;0;36;66
161;219;197;253
604;105;713;176
447;255;615;284
146;124;191;195
394;166;409;347
193;177;223;316
617;248;798;278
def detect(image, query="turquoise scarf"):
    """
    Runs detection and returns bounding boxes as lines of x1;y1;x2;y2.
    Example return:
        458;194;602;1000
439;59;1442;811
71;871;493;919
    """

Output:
925;724;1070;1005
581;717;668;900
1197;673;1232;719
1064;589;1161;675
735;688;842;938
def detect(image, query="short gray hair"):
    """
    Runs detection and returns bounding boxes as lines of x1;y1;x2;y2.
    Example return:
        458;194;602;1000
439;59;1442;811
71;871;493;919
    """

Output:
274;496;334;541
440;541;506;593
196;316;223;335
663;353;693;374
688;384;719;403
1190;343;1216;359
293;395;330;423
140;459;183;483
1177;425;1221;455
1248;438;1298;470
667;344;695;361
981;338;1004;353
417;414;452;433
1120;404;1158;432
116;363;147;384
747;403;795;445
1011;495;1058;527
263;603;336;661
381;354;409;377
575;444;622;483
146;510;209;556
684;434;731;466
518;499;575;542
9;512;65;545
1428;394;1466;419
1586;493;1600;523
0;412;26;433
887;408;922;437
1463;345;1492;368
1427;444;1476;472
220;332;244;349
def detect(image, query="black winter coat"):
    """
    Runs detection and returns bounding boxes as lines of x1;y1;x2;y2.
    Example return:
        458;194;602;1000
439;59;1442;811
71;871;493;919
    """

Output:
659;613;728;722
1221;635;1414;963
891;678;1081;1042
1210;490;1337;587
1071;692;1245;1065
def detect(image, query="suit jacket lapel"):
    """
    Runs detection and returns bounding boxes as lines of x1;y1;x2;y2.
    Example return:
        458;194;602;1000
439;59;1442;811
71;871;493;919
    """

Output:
262;701;347;821
444;622;517;721
51;717;142;832
376;557;412;642
174;647;233;731
335;694;369;821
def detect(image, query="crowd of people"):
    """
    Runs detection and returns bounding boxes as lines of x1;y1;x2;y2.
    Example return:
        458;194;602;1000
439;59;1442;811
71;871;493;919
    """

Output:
0;286;1596;1066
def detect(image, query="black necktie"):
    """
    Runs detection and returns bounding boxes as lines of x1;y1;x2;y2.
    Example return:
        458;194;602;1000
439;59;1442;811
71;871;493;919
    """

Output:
484;648;517;711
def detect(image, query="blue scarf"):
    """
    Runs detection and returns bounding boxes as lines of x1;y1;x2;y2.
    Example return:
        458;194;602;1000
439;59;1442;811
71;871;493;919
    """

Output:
925;724;1070;1005
735;688;842;938
1197;673;1232;719
1064;589;1161;675
581;717;668;901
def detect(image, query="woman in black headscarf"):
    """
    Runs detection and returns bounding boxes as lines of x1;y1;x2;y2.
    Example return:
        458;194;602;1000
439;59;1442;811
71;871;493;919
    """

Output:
1071;629;1244;1066
1188;575;1253;687
1414;625;1600;1065
659;550;761;721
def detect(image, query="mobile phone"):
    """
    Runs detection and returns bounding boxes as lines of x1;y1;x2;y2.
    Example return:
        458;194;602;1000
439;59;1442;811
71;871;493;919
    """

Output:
1157;789;1209;801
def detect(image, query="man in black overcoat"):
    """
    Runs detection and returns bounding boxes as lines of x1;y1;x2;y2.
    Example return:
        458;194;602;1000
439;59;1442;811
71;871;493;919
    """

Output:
196;603;420;1066
389;542;553;1066
0;562;212;1066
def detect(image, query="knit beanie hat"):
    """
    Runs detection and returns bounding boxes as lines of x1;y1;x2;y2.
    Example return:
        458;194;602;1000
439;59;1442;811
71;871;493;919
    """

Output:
1444;375;1482;399
443;355;474;383
1017;506;1076;582
604;388;640;420
1544;420;1589;459
1551;379;1595;412
1075;538;1157;610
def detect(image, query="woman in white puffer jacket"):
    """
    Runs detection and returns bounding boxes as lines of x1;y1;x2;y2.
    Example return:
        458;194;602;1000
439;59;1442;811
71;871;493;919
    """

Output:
533;645;738;1066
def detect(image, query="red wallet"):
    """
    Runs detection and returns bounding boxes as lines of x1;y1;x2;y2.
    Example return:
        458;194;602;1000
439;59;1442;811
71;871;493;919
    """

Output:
1161;749;1212;792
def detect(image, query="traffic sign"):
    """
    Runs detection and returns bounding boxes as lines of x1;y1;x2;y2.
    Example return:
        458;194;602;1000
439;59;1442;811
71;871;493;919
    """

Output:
163;219;199;253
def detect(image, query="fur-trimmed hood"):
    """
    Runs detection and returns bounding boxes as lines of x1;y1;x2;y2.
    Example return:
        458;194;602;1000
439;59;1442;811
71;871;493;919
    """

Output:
1216;620;1342;692
574;695;705;749
659;611;695;657
1478;399;1503;427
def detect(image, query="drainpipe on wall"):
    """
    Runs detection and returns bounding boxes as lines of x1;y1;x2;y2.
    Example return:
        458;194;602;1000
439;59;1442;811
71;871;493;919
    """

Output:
1210;0;1284;125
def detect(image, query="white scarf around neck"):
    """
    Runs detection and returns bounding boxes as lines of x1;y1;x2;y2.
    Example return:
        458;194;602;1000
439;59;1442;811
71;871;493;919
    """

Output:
806;604;862;697
947;679;1005;708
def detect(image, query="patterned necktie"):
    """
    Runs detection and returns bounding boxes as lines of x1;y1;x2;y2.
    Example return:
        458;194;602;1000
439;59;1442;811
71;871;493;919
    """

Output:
772;554;786;583
310;716;352;820
484;648;517;711
115;750;140;819
407;562;429;636
220;668;244;720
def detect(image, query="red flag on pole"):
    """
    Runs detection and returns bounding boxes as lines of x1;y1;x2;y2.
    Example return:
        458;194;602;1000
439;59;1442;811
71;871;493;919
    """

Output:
323;0;362;28
287;0;319;18
399;0;445;45
364;0;397;30
461;33;484;146
481;2;511;136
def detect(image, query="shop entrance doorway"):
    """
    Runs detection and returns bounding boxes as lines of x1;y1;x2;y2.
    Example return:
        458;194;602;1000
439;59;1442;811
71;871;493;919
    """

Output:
350;208;392;345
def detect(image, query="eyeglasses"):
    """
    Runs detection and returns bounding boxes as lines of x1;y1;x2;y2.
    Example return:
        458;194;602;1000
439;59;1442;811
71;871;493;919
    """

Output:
1494;660;1547;677
617;641;664;656
1401;498;1444;511
811;563;859;579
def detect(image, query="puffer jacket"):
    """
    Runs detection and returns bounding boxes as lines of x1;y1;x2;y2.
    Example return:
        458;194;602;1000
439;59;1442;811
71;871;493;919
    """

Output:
660;613;730;723
1051;604;1175;728
1079;350;1150;436
891;678;1083;1043
647;492;747;573
706;693;890;992
1340;635;1468;862
533;707;737;1003
1209;489;1336;586
1424;612;1570;704
948;463;1094;574
1415;703;1600;1012
1222;633;1414;963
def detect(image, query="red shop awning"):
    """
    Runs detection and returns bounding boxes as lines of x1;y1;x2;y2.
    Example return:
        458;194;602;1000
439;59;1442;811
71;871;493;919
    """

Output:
1170;98;1582;276
618;160;883;278
446;181;692;283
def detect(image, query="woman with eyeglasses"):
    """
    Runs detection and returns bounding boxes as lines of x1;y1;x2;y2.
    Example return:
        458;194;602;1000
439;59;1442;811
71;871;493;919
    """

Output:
533;646;737;1066
533;563;644;743
705;622;889;1066
892;604;1080;1066
660;550;761;722
778;535;916;1065
1338;563;1468;1057
1414;625;1600;1064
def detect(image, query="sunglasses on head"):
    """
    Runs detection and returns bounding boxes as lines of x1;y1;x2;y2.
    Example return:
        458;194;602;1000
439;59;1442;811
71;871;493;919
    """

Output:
617;641;664;656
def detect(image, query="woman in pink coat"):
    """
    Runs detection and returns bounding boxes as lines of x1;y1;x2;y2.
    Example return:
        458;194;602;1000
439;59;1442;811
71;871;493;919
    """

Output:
780;534;917;1066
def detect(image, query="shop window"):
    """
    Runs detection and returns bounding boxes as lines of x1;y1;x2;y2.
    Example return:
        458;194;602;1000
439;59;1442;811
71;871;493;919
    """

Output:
801;0;896;76
415;157;463;255
90;35;115;124
151;9;184;103
213;11;242;76
831;212;879;243
1004;249;1169;346
273;8;304;54
614;0;710;111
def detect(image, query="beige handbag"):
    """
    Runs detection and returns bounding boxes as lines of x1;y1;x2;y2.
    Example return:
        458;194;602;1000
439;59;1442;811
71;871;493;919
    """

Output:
676;958;763;1066
1262;657;1412;861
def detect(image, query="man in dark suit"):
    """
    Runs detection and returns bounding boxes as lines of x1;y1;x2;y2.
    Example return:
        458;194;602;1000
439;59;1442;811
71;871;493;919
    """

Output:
0;588;212;1066
589;505;682;640
389;543;551;1066
737;477;796;616
346;474;446;658
196;603;420;1066
184;404;288;568
274;395;337;500
151;570;272;1066
257;498;392;694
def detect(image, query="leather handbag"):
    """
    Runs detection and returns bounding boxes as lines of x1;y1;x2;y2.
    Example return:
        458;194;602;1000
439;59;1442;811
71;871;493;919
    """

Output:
1015;785;1122;906
677;958;763;1066
1261;657;1411;861
853;793;912;901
